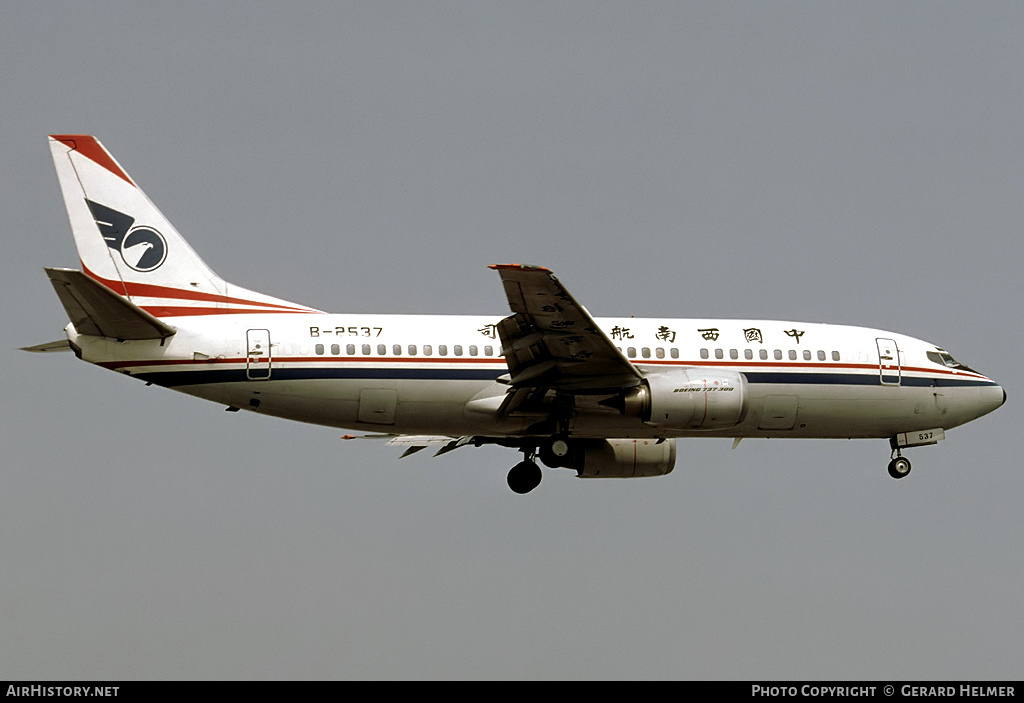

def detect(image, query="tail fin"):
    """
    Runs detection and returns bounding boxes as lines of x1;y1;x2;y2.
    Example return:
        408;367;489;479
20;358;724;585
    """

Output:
48;135;319;318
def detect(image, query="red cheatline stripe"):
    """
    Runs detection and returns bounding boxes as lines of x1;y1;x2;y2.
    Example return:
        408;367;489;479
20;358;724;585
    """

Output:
82;263;321;314
50;135;135;186
141;306;319;317
639;357;990;380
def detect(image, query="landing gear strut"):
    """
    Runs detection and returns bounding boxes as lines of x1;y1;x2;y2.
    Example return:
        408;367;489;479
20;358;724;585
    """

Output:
507;452;542;494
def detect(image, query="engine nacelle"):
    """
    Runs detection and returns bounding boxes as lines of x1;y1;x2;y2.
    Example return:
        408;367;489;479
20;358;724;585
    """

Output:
574;438;676;478
612;369;749;430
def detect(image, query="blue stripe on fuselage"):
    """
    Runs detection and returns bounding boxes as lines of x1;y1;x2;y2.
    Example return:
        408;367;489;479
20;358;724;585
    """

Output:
132;365;998;389
135;366;503;386
742;371;993;388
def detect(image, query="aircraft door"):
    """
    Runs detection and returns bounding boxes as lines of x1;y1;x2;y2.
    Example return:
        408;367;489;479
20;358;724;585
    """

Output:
246;329;272;380
876;338;901;386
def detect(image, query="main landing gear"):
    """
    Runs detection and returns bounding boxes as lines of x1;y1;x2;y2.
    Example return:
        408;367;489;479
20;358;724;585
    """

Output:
507;438;574;494
507;455;542;494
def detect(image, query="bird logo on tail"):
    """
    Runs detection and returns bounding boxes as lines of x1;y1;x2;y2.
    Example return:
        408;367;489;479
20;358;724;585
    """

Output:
85;199;167;272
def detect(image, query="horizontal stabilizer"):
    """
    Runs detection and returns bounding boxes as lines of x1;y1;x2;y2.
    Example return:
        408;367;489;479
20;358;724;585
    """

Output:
20;339;73;353
45;267;176;340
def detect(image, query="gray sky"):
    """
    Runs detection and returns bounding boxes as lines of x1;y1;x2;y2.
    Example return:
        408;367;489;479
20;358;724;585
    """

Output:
2;2;1021;679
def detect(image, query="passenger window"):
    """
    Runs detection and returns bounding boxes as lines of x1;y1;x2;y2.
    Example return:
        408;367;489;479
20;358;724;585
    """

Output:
641;347;651;359
803;350;811;361
832;351;840;362
362;344;371;355
331;344;340;355
700;348;709;359
655;348;665;359
315;344;324;355
423;345;432;356
408;345;417;356
627;347;637;358
774;349;783;360
744;349;753;360
789;350;797;360
439;345;448;356
730;349;738;360
469;345;478;356
346;344;355;355
485;345;494;356
454;345;463;356
817;350;826;361
377;344;386;355
670;348;679;359
715;348;724;360
759;349;768;360
393;344;402;356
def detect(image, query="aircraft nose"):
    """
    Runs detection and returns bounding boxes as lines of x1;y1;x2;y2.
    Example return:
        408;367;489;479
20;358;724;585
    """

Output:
979;384;1006;417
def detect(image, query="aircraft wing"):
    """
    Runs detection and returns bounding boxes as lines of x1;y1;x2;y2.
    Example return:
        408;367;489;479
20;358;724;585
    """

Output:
489;264;642;394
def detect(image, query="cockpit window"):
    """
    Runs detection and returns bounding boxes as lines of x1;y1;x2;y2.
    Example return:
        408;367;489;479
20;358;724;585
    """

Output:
927;351;956;367
927;349;977;373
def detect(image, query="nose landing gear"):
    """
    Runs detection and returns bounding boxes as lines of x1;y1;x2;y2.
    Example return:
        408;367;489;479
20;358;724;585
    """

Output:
887;454;912;479
886;429;946;479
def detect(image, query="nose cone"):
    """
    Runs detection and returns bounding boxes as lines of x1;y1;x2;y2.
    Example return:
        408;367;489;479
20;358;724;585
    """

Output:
979;383;1006;418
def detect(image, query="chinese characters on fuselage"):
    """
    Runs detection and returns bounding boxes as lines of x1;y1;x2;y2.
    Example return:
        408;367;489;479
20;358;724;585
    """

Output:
693;326;805;345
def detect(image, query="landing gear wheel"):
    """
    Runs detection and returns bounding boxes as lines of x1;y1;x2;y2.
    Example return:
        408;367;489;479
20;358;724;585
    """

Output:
887;456;912;479
507;460;543;494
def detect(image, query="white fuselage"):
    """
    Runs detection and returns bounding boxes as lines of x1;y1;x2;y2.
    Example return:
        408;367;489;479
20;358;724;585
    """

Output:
67;312;1005;441
40;135;1006;491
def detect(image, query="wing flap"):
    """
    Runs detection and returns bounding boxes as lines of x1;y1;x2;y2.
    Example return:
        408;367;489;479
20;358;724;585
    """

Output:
45;267;176;340
383;435;477;457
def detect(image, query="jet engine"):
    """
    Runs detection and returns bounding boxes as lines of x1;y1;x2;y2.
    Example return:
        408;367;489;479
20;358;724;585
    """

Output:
603;368;749;430
573;438;676;478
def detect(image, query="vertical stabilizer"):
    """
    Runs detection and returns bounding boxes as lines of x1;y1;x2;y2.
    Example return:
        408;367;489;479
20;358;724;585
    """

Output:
48;135;319;318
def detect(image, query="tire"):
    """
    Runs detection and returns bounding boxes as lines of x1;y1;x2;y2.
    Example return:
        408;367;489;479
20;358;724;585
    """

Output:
887;457;911;479
507;460;543;494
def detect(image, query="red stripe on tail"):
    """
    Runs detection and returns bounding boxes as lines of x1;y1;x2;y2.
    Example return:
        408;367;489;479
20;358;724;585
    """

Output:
50;135;135;187
82;263;320;315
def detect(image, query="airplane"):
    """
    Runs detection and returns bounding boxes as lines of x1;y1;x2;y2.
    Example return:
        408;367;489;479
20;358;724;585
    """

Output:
25;135;1006;494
